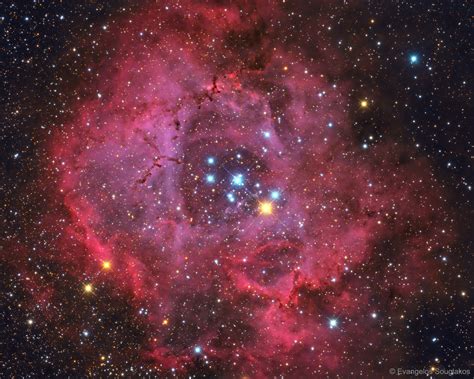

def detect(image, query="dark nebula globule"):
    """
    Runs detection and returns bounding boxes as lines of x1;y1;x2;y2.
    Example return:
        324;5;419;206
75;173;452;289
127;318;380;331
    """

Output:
1;1;473;378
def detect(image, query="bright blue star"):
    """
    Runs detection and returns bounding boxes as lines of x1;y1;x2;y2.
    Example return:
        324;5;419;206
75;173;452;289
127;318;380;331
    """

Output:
194;346;202;354
329;318;338;329
227;193;236;202
327;122;333;128
231;174;244;187
263;131;271;138
206;174;216;184
270;190;280;200
410;54;418;64
207;157;215;165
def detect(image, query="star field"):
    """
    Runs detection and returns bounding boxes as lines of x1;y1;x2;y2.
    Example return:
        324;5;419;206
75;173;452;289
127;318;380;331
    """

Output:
1;1;473;377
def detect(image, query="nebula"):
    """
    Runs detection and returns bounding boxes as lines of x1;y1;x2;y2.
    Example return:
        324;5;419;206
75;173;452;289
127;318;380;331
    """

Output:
39;1;454;376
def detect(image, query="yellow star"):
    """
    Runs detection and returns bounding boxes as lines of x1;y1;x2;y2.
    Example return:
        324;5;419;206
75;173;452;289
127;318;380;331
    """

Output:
259;201;273;216
360;99;369;108
84;283;93;293
102;260;111;270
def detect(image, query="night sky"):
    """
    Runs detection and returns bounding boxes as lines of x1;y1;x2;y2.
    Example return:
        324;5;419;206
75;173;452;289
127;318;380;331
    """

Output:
1;1;473;377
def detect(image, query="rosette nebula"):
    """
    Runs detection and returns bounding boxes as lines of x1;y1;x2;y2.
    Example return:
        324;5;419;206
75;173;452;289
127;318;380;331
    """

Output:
2;1;472;377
